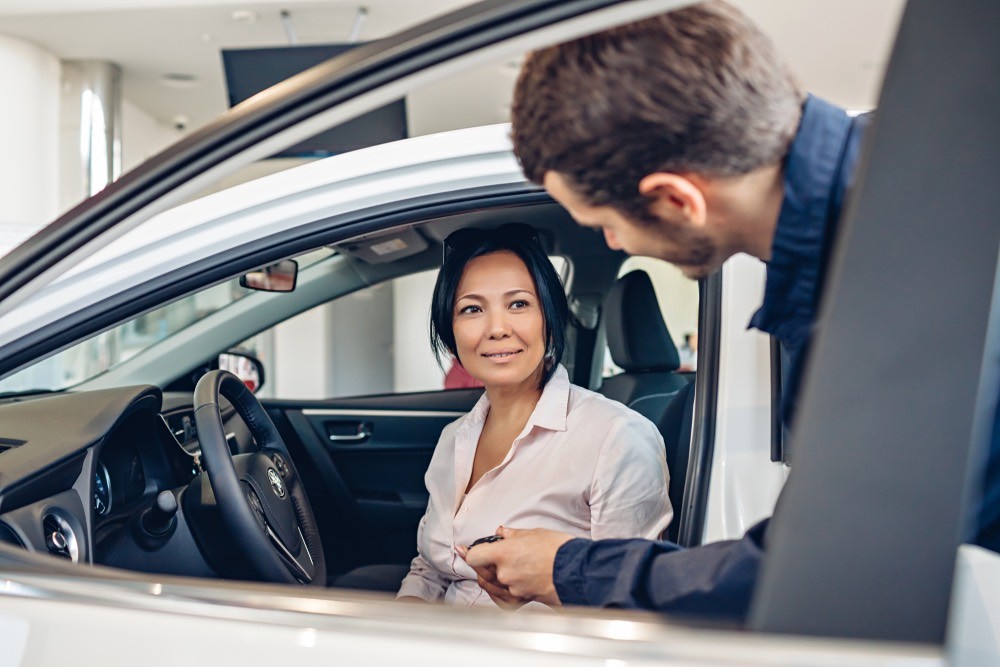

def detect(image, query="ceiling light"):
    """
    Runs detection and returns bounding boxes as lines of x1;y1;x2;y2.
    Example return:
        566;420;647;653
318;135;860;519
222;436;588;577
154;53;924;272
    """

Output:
160;73;200;89
232;10;258;24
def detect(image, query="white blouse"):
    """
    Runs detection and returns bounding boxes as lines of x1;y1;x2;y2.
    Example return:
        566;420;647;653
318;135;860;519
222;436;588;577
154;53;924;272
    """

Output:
397;365;672;608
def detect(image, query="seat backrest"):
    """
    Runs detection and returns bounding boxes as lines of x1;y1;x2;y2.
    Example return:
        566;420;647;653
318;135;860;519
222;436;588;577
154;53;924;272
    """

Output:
599;270;690;420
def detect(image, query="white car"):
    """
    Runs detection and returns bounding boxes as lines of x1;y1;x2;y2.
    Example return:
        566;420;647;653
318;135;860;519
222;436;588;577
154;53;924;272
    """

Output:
0;1;996;665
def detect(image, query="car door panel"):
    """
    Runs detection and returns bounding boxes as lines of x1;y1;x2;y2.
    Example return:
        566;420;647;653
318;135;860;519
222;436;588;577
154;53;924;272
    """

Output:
265;388;482;578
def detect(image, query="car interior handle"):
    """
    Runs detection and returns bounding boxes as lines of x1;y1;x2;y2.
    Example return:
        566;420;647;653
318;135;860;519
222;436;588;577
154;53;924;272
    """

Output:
328;423;371;442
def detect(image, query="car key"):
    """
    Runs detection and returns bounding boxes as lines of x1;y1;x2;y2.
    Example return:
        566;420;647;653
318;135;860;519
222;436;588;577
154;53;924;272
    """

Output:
469;534;504;548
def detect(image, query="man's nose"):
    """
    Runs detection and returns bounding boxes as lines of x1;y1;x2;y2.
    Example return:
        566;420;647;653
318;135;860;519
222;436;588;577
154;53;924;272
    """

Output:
603;227;622;250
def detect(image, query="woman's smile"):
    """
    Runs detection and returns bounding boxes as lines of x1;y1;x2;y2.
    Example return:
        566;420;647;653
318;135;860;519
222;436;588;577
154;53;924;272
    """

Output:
481;349;523;361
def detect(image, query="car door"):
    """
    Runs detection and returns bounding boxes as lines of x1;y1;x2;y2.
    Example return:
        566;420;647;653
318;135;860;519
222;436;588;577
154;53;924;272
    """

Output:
265;389;481;576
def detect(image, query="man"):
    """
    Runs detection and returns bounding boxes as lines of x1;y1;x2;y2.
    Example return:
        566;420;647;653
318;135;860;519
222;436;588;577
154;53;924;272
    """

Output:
459;0;869;621
678;333;696;371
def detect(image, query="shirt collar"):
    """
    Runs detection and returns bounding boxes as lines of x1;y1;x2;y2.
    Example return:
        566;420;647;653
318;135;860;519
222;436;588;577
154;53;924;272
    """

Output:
528;364;570;432
460;364;570;435
749;95;852;341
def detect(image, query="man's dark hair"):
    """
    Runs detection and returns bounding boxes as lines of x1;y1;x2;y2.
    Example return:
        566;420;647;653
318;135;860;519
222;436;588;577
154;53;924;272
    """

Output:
430;229;568;387
511;0;804;223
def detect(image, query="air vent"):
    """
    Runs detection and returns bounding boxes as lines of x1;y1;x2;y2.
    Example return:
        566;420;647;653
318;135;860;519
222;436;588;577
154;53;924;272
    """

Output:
0;438;25;454
161;412;197;446
0;522;24;548
42;513;79;562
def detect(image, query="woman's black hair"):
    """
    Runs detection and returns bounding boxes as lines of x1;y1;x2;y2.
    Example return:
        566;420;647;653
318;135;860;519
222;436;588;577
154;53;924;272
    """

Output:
430;225;569;387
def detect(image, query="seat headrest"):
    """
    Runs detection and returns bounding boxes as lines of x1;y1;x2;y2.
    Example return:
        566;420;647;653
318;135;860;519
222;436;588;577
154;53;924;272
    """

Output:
604;270;681;372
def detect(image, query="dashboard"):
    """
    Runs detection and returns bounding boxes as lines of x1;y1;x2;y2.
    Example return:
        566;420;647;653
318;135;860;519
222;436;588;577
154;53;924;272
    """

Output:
0;385;252;575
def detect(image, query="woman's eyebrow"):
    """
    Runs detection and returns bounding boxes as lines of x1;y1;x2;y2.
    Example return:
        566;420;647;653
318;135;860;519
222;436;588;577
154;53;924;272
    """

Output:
456;288;535;301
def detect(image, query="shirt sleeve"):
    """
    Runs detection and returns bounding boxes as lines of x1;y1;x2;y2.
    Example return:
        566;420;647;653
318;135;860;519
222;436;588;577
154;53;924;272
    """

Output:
589;415;673;540
553;519;769;622
396;512;453;602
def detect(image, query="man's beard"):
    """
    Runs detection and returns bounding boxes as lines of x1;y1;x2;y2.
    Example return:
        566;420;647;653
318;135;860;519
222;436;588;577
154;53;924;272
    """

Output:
660;224;720;280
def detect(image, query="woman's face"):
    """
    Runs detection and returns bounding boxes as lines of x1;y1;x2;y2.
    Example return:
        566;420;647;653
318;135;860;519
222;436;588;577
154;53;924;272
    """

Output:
452;251;546;391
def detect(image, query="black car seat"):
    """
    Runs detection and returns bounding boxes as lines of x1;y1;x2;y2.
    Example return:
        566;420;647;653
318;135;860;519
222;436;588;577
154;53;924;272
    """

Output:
598;270;690;423
598;270;695;543
657;380;695;543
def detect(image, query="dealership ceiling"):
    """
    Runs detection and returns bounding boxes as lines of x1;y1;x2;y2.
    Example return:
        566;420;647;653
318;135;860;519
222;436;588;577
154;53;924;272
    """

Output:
0;0;905;138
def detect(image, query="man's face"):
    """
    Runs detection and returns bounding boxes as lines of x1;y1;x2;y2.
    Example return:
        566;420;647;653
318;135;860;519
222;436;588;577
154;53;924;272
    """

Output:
543;172;724;279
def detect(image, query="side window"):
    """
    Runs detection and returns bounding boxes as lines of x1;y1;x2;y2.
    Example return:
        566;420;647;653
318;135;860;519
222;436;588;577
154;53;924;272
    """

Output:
241;269;443;400
601;257;699;379
244;257;567;400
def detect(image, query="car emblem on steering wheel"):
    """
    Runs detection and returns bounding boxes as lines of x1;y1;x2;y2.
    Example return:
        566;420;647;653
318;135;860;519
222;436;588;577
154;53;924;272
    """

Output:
267;468;286;499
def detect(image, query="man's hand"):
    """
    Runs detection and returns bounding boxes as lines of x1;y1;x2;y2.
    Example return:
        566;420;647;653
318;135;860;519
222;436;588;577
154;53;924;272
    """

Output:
458;526;574;607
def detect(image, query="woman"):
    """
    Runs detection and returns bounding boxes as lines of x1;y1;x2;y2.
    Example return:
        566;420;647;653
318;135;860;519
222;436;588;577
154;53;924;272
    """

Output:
397;224;671;608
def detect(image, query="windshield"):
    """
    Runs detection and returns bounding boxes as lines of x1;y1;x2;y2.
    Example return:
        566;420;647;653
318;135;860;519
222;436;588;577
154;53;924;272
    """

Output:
0;249;333;394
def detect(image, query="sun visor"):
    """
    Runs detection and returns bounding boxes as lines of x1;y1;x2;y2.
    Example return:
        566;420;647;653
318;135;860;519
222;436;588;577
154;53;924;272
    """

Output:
337;227;429;264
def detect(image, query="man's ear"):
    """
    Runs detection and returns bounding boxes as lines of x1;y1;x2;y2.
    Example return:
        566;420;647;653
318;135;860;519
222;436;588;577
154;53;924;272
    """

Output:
638;173;707;227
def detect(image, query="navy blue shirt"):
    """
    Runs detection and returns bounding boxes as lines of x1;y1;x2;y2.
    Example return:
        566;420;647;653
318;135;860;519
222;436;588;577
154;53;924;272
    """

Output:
552;96;868;621
750;97;868;425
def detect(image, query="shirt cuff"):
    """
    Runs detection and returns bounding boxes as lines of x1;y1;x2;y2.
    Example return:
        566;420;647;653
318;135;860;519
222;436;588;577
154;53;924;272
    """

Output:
553;537;592;606
396;575;442;602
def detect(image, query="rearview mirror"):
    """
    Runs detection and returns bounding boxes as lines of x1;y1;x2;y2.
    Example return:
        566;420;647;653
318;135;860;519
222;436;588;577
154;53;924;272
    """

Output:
240;259;298;292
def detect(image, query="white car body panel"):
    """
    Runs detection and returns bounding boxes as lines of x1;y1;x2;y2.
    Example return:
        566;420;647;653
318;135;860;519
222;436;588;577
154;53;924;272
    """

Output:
704;253;789;542
0;571;943;667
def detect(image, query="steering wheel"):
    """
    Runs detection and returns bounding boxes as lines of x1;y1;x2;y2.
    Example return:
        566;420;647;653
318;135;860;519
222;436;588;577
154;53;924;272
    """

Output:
193;370;326;585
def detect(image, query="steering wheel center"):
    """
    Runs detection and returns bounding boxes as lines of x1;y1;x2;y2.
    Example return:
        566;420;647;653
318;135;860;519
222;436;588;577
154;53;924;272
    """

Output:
191;370;326;585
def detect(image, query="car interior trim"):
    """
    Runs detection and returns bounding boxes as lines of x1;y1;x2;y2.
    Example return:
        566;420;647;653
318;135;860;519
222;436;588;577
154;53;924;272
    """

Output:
301;409;467;419
769;337;785;463
676;271;723;548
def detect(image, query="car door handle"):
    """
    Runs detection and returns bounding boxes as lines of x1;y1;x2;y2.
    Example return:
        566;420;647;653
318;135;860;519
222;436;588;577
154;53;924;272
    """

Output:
327;422;372;443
